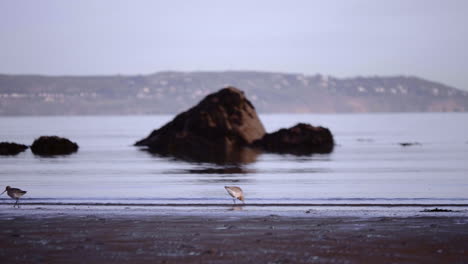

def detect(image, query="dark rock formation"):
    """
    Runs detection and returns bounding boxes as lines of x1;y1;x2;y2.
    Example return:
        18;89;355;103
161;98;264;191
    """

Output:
136;87;335;163
252;123;334;155
31;136;79;156
0;142;28;155
135;87;265;163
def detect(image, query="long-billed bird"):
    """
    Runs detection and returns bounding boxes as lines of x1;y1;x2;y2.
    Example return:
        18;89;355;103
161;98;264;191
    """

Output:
224;186;244;204
1;186;27;208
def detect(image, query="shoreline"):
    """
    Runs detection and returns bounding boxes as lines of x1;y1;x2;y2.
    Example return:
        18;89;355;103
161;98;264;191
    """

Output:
1;204;468;220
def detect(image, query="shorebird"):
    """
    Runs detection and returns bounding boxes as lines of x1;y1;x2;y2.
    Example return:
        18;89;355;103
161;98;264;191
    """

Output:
1;186;27;208
224;186;244;204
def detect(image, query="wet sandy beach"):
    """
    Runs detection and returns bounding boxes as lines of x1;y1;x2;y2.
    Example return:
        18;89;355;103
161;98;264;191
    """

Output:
1;207;467;263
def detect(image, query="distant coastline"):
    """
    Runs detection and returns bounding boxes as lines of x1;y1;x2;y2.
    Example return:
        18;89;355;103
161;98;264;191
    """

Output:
1;71;467;116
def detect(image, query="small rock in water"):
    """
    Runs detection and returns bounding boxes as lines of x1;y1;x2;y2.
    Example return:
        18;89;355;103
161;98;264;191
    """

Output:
0;142;28;155
399;142;421;147
31;136;79;155
252;123;334;155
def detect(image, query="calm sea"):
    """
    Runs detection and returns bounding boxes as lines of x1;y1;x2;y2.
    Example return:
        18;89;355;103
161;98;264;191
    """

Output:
1;113;467;206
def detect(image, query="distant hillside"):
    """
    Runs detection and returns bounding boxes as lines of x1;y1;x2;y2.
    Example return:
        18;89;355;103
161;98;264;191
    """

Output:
0;71;467;115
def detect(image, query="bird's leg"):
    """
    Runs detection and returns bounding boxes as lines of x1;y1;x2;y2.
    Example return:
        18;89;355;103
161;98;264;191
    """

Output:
233;198;236;205
14;199;19;208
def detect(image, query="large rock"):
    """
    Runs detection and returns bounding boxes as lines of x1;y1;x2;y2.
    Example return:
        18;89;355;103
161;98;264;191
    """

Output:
31;136;79;156
0;142;28;155
135;87;266;163
252;123;334;155
136;87;336;163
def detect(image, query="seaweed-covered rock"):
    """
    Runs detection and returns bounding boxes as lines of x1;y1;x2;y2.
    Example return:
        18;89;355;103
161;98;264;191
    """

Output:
0;142;28;155
252;123;334;155
135;87;265;163
31;136;79;156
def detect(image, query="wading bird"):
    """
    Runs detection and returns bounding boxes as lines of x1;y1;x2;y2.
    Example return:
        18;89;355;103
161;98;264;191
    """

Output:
1;186;27;208
224;186;244;204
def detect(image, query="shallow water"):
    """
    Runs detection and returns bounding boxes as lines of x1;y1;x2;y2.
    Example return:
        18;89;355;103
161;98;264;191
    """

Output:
1;113;467;206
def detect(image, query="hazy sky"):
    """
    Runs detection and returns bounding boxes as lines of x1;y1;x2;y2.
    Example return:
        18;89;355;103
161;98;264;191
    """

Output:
1;0;467;90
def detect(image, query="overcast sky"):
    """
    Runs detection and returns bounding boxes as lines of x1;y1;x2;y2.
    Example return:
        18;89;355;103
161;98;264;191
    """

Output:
1;0;467;90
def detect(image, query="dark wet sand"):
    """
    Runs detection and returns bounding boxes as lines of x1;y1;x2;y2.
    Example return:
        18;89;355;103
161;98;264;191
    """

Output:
1;214;467;263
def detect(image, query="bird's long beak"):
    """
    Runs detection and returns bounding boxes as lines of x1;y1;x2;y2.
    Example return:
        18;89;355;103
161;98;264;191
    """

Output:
0;190;5;195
